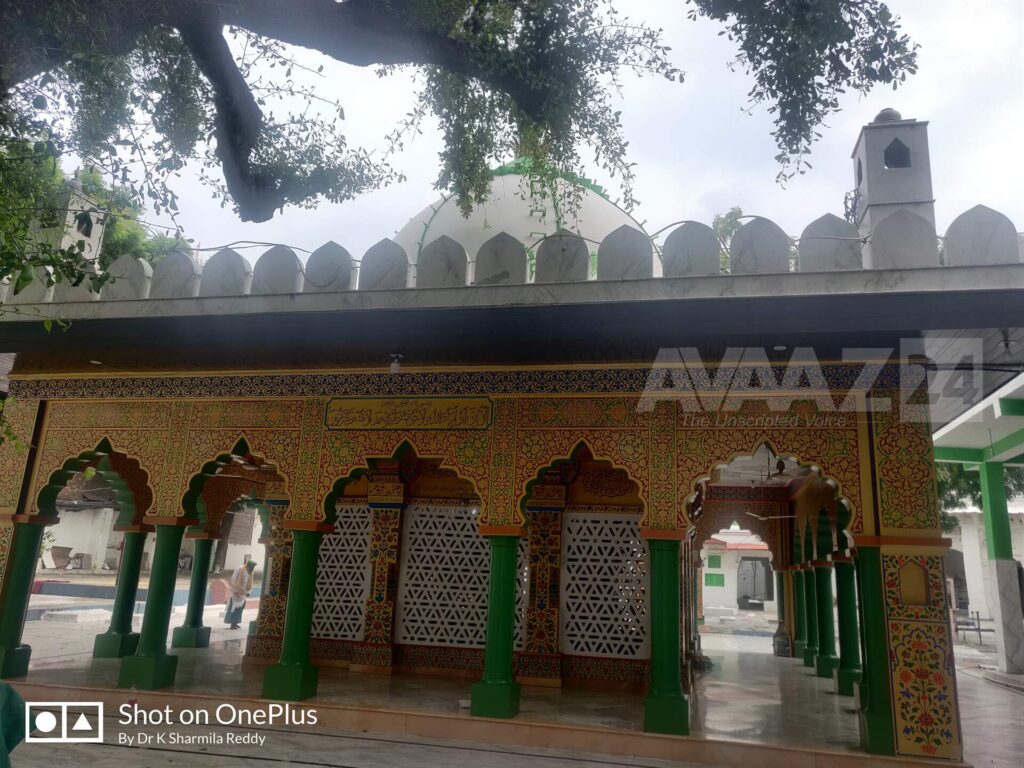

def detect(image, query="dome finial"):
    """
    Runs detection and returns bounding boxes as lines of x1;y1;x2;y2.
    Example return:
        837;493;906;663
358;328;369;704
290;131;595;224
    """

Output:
873;107;903;123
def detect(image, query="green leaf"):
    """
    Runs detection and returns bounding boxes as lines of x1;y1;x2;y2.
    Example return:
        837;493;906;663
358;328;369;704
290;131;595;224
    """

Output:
13;264;34;295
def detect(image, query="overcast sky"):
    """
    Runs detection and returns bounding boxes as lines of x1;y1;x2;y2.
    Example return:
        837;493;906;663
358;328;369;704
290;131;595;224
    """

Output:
144;0;1024;262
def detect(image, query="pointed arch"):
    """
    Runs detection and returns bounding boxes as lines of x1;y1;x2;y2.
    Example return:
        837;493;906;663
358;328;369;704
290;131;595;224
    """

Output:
34;439;154;526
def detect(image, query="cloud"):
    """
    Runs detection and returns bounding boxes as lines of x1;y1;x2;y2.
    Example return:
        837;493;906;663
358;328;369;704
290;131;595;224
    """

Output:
152;0;1024;262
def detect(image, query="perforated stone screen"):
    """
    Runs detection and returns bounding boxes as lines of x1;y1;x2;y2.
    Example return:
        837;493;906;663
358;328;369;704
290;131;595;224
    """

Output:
559;509;650;659
311;503;373;641
395;503;528;649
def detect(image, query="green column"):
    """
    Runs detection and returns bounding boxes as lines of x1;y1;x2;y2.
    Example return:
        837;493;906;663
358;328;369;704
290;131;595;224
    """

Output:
855;545;895;756
471;535;521;718
980;462;1013;559
791;523;806;658
644;538;689;735
978;460;1024;673
262;529;322;700
772;569;789;656
834;555;862;695
94;529;148;658
792;568;806;657
0;519;48;678
813;563;839;677
775;570;785;623
813;509;838;678
118;524;185;690
171;537;214;648
802;565;818;667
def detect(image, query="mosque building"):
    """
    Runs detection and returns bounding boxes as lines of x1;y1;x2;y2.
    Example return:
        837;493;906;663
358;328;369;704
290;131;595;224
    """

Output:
2;109;1024;765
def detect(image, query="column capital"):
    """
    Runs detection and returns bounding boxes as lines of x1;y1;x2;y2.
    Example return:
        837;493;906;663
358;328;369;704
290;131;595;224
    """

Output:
282;520;332;534
11;514;58;526
143;515;199;528
114;523;155;533
640;527;687;541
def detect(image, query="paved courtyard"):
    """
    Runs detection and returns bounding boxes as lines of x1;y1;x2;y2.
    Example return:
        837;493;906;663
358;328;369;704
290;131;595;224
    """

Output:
10;612;1024;766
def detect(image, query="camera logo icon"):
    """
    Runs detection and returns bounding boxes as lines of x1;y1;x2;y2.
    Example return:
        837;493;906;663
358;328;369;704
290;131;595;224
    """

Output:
26;702;104;743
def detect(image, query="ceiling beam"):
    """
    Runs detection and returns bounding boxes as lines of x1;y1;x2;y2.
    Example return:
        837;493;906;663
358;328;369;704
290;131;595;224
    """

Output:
934;446;985;464
997;398;1024;417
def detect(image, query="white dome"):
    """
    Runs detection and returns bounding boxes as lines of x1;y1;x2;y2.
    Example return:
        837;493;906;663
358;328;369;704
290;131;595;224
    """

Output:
394;164;650;276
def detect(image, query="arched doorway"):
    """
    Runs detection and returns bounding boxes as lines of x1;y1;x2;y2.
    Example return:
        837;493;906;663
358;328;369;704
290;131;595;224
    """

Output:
7;441;154;676
684;441;861;751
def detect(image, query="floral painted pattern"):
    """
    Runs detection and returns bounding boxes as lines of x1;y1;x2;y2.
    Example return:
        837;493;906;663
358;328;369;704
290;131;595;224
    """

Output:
889;621;959;757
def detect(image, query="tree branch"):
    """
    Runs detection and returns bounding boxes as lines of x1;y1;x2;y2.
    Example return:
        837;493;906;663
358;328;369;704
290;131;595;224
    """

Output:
178;11;281;222
215;0;549;119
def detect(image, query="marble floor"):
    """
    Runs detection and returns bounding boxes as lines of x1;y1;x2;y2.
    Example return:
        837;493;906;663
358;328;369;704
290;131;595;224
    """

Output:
13;618;1024;766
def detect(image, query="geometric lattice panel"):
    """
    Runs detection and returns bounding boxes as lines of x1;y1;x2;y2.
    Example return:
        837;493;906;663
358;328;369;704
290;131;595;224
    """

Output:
311;503;373;641
560;509;650;659
395;504;528;649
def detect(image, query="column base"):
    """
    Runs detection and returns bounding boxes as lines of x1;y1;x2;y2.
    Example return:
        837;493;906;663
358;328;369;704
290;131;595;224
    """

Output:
803;646;818;667
262;662;319;701
643;692;689;735
815;652;839;678
171;625;211;648
119;653;178;690
835;666;862;696
470;679;521;719
93;631;140;658
988;558;1024;674
0;644;32;678
793;640;805;657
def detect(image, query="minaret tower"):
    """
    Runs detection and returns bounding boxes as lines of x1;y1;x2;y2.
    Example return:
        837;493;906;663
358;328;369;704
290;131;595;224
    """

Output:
851;108;936;267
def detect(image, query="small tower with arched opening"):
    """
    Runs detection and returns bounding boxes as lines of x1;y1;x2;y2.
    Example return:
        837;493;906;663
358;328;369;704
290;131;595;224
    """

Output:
851;108;936;267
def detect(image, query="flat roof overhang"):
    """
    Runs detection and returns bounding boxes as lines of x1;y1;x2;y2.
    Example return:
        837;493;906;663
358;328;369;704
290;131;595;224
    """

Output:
3;264;1024;374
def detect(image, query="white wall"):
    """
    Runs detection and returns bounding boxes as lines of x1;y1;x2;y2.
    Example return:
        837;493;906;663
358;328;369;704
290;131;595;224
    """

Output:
44;508;118;570
700;548;777;614
950;508;1024;620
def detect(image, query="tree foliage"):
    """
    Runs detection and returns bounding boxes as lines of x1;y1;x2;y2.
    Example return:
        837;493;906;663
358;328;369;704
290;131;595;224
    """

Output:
712;205;744;271
688;0;918;181
935;462;1024;533
0;138;96;299
78;167;189;270
0;0;918;239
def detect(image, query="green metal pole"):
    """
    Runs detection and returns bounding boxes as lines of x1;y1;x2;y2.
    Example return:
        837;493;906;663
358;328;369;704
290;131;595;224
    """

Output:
471;535;521;718
94;529;147;658
856;545;895;756
119;523;185;690
853;551;869;709
644;538;689;735
834;555;862;695
0;520;47;678
262;529;322;700
171;537;214;648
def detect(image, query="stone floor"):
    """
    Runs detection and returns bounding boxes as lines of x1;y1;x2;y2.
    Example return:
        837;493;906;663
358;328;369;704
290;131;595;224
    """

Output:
11;617;1024;766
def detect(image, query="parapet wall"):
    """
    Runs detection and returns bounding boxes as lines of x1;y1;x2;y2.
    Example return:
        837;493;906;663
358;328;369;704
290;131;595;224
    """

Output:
4;204;1022;305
